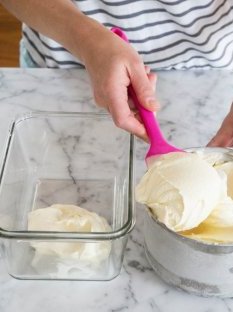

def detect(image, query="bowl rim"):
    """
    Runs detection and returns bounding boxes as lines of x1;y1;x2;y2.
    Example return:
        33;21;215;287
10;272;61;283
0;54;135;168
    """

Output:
0;111;136;241
147;208;233;250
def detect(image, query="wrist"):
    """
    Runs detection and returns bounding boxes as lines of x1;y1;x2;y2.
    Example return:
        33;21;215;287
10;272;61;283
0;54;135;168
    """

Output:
68;14;111;63
67;13;100;62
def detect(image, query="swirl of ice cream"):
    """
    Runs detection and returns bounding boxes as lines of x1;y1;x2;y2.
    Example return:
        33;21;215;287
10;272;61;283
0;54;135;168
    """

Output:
136;152;228;232
180;155;233;243
28;204;111;269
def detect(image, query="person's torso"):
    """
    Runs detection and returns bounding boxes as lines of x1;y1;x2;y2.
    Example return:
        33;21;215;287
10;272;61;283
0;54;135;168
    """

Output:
22;0;233;69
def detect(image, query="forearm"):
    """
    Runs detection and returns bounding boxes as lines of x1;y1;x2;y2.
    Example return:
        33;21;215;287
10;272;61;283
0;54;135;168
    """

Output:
0;0;105;62
1;0;158;140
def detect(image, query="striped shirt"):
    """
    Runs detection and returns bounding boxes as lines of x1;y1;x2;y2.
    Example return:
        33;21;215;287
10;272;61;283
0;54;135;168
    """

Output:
22;0;233;70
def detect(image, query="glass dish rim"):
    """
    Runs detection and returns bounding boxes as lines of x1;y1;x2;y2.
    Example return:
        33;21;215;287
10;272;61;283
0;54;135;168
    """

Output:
0;111;136;240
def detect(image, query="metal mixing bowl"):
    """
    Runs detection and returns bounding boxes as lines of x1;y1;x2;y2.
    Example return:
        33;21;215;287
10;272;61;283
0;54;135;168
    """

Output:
143;147;233;298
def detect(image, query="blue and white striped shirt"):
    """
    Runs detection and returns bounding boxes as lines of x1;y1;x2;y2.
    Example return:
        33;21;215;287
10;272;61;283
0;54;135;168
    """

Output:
22;0;233;69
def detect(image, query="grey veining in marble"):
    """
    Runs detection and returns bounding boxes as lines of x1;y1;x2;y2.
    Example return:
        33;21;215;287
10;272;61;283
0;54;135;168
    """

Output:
1;68;233;311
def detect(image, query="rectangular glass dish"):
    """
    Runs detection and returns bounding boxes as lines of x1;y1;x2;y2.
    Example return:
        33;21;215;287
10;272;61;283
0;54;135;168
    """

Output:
0;112;135;280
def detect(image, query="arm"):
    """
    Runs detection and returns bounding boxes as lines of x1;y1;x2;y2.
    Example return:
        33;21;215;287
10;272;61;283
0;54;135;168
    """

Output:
0;0;97;62
1;0;158;140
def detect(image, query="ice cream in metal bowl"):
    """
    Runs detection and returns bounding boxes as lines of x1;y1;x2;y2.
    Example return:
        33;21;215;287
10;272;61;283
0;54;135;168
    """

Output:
136;147;233;297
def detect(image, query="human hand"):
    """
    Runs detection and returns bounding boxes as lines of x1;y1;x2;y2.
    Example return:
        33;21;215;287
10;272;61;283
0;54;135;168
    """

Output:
207;103;233;147
80;20;159;141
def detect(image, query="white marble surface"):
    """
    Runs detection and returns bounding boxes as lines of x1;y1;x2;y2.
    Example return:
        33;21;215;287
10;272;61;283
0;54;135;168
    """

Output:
1;68;233;311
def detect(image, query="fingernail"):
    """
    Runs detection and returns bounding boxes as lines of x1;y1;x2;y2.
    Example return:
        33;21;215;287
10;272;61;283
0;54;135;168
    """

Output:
139;133;149;143
145;66;151;74
155;101;160;110
146;97;159;110
146;97;156;105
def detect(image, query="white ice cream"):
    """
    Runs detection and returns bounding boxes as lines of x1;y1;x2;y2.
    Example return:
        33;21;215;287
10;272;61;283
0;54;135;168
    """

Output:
136;151;233;242
28;204;111;274
181;155;233;243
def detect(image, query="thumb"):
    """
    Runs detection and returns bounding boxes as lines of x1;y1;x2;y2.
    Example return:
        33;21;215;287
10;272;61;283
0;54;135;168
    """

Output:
129;63;158;111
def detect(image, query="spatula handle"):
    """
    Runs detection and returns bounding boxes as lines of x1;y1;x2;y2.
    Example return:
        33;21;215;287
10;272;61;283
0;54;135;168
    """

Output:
128;85;167;145
111;27;166;145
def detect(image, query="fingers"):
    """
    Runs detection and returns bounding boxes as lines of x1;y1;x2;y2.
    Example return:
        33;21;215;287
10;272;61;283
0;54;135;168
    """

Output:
103;78;149;141
129;61;159;112
93;69;150;141
148;72;157;93
128;70;158;109
145;65;150;74
109;103;149;141
94;67;158;142
207;105;233;147
207;130;233;147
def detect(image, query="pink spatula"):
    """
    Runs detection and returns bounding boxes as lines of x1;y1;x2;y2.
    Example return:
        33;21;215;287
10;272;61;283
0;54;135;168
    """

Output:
111;27;183;167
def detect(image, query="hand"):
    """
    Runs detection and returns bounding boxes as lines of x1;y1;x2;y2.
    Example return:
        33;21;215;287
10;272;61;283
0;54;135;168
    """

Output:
207;103;233;147
80;20;159;141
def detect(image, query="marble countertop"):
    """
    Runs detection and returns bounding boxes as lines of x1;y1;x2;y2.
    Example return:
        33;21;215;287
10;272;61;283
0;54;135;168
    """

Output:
1;68;233;312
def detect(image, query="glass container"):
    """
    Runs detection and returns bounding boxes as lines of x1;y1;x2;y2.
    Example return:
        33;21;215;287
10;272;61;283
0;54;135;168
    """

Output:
0;112;135;280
